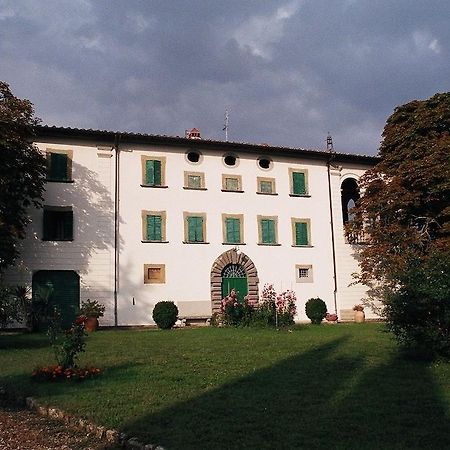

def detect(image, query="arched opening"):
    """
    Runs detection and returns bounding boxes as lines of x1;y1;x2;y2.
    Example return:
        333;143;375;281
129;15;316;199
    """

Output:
221;264;248;300
341;178;359;224
32;270;80;330
210;249;259;312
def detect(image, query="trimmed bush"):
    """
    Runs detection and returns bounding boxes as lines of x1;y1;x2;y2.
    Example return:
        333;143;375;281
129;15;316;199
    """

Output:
152;301;178;329
305;297;327;325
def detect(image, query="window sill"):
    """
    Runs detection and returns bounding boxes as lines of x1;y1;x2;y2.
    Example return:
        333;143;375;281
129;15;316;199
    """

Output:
141;240;169;244
289;193;311;198
42;238;74;242
257;243;281;246
221;189;244;193
222;242;246;245
140;184;168;188
291;245;314;248
46;179;74;183
256;192;278;195
183;241;210;244
183;187;207;191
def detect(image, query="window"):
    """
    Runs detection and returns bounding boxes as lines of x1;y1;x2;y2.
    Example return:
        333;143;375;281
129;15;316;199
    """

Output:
222;214;244;244
222;174;243;192
43;206;73;241
291;218;311;246
184;171;206;190
341;178;360;224
296;265;313;283
184;212;207;243
257;157;273;170
223;154;238;167
144;264;165;284
141;156;166;187
142;211;167;242
46;150;72;182
258;215;278;245
186;151;202;164
257;177;276;195
289;168;309;196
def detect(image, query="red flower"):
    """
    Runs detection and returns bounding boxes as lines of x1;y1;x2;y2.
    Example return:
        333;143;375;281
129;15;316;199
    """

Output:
75;315;87;325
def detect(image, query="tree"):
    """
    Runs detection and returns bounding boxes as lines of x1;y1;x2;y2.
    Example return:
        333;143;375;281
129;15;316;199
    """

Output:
0;81;46;273
347;92;450;357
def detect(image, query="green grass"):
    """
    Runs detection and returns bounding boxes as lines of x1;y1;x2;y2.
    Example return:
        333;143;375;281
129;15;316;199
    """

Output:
1;324;449;449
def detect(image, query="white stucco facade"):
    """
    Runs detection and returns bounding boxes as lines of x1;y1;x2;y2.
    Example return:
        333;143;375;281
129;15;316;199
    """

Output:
4;127;379;325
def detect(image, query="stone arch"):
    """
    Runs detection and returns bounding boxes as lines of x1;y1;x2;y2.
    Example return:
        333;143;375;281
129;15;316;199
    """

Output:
210;249;259;312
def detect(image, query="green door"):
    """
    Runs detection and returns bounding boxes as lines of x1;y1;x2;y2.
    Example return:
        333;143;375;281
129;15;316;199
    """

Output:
32;270;80;329
221;264;248;301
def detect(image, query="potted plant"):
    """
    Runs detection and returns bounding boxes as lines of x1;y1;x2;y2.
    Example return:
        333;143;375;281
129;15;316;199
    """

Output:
80;299;105;332
353;304;365;323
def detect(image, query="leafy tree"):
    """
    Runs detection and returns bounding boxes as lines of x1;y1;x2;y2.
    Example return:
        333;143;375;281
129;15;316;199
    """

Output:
348;92;450;356
0;81;46;273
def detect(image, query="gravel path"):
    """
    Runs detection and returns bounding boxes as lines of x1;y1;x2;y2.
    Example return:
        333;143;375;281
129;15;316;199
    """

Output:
0;406;118;450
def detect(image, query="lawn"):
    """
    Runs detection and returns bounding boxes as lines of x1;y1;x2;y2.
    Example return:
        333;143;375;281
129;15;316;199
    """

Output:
1;324;449;449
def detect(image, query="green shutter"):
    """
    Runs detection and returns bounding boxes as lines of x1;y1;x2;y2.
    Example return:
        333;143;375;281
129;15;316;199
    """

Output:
147;215;162;241
226;218;240;243
293;172;306;195
50;153;68;180
146;160;162;185
295;222;308;245
261;219;275;244
188;216;203;242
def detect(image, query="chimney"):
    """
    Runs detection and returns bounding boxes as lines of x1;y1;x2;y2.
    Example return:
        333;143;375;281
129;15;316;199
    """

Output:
185;128;201;139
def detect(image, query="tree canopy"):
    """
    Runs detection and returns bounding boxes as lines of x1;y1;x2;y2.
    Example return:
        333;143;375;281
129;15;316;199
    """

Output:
348;92;450;285
348;92;450;357
0;81;46;273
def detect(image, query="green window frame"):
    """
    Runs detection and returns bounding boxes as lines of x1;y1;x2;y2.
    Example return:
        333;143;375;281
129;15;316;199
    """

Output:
295;222;309;246
146;215;162;241
292;171;306;195
225;217;241;244
187;216;204;242
145;160;162;186
261;219;276;244
43;208;73;241
48;153;69;181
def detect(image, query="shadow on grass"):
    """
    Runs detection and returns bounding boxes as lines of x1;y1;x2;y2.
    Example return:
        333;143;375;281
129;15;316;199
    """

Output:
0;332;49;350
119;337;450;450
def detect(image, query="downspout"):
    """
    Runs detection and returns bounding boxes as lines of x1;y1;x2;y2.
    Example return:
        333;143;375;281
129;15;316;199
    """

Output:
113;133;121;327
327;151;338;316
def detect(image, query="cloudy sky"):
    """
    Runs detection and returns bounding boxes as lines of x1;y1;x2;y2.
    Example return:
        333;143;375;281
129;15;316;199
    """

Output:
1;0;449;155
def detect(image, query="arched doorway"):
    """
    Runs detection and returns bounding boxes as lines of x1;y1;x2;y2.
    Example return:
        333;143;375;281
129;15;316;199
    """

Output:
32;270;80;329
221;264;248;300
341;178;359;224
210;249;259;312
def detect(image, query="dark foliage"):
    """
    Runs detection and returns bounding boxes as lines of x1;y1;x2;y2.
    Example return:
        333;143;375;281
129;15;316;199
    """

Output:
0;81;46;272
152;301;178;329
305;297;327;325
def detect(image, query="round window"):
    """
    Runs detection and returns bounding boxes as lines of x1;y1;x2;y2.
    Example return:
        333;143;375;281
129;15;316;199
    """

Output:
186;151;201;163
224;154;237;167
258;158;272;170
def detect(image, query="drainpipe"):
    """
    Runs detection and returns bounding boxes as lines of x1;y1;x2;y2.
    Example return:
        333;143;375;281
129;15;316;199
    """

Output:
327;154;338;316
113;133;121;327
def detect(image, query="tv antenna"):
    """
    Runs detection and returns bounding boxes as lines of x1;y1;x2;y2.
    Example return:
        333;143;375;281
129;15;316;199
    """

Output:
223;109;229;142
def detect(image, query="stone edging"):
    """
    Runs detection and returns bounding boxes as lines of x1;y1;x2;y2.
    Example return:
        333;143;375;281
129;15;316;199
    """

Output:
0;387;164;450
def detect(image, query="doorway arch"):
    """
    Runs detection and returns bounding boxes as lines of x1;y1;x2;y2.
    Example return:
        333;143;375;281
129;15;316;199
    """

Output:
210;249;259;312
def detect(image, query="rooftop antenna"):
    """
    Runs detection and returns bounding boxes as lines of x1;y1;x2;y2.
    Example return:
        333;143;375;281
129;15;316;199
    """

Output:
223;109;229;142
326;132;334;153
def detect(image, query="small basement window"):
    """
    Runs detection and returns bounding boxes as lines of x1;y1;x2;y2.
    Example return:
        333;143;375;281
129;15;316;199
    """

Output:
296;265;313;283
144;264;166;284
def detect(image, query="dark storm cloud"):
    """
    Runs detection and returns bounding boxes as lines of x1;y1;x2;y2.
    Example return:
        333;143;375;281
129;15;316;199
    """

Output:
1;0;448;154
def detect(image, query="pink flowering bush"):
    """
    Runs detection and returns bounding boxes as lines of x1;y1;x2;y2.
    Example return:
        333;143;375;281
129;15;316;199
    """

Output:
220;289;249;326
254;284;297;327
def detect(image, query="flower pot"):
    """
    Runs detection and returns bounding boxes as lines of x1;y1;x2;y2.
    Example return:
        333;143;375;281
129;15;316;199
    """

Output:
354;310;365;323
85;316;99;332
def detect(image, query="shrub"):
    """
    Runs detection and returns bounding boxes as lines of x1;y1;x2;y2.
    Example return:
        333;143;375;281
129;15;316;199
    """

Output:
152;301;178;329
305;297;327;324
383;251;450;359
0;285;20;328
80;299;105;318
